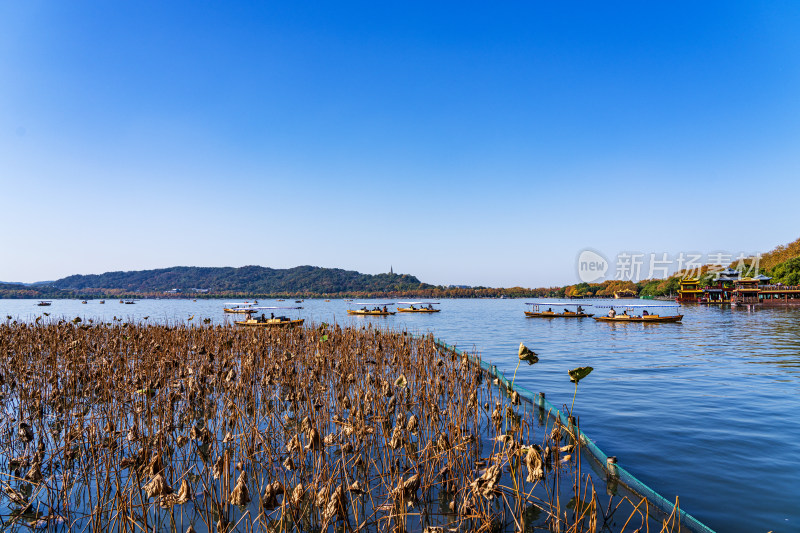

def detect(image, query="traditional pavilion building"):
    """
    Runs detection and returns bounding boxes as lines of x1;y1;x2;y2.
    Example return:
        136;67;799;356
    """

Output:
677;277;703;303
702;267;740;304
726;273;800;306
749;274;800;305
731;277;760;305
676;269;800;306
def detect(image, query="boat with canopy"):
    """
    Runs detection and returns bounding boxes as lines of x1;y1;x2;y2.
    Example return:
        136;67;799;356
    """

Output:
223;302;259;314
525;302;594;318
36;301;52;307
347;303;396;316
396;302;440;313
234;306;304;328
593;303;683;323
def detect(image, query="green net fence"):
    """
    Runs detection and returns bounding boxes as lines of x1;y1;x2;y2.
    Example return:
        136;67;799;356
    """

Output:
423;335;716;533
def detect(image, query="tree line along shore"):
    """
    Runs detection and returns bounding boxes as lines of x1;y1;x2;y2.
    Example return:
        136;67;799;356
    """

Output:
3;236;799;300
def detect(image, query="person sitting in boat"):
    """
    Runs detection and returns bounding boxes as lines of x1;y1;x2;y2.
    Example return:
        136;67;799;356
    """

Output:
577;305;584;314
261;313;266;322
546;307;553;313
621;310;628;316
410;305;416;310
383;305;388;313
608;308;616;318
361;307;367;312
270;312;274;319
642;310;649;316
427;304;433;310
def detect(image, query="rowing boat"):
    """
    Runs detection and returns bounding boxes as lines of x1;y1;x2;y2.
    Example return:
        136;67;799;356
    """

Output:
235;317;304;328
347;303;396;316
234;306;304;326
347;309;396;316
524;302;594;318
223;302;258;314
593;303;683;323
525;311;594;318
396;301;440;313
593;314;683;323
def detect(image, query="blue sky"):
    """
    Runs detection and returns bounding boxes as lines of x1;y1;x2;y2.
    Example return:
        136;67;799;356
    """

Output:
2;1;799;286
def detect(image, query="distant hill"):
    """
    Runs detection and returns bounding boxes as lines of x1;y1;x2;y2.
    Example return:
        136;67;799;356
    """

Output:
50;265;431;295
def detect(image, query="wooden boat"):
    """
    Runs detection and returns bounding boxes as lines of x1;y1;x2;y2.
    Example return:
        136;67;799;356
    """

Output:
36;301;52;306
223;302;257;314
99;300;105;304
235;306;304;326
594;314;683;323
347;303;396;316
347;309;396;316
124;300;135;304
526;310;594;318
235;317;304;328
81;301;88;304
397;301;440;313
593;304;683;323
524;302;593;318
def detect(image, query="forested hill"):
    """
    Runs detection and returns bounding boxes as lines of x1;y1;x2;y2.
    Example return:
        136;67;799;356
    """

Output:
51;266;430;294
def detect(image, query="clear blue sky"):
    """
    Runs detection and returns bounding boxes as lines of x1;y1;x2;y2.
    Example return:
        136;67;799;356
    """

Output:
2;1;799;286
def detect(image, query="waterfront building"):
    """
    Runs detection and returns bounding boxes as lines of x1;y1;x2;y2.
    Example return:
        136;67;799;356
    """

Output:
730;277;760;305
730;274;800;305
677;277;703;303
702;267;740;304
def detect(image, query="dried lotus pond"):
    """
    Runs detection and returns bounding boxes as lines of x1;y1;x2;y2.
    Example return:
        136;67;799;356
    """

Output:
0;320;685;532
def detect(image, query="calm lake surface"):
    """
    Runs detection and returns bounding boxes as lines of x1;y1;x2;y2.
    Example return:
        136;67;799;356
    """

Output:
2;298;799;533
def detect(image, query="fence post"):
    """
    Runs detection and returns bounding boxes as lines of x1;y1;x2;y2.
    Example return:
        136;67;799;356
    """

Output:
606;456;619;495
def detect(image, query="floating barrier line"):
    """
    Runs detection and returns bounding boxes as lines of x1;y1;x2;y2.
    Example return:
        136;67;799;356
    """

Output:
419;334;715;533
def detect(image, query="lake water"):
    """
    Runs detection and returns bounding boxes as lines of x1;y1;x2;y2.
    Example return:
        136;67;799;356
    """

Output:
2;298;798;533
